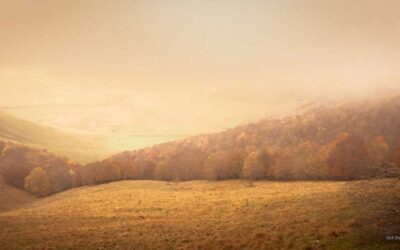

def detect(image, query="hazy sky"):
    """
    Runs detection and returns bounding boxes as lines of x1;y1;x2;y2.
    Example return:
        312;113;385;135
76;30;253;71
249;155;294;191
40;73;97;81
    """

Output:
1;0;399;150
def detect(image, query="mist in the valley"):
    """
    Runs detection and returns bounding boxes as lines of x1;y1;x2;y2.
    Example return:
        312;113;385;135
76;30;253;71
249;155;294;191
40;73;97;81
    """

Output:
0;0;399;151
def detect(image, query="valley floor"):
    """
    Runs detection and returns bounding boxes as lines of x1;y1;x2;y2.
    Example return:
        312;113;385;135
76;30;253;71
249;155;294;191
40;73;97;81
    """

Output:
0;179;399;249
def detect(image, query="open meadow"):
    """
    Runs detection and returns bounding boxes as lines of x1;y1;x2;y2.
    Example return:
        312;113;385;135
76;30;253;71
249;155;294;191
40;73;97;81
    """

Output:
1;178;399;250
2;1;400;249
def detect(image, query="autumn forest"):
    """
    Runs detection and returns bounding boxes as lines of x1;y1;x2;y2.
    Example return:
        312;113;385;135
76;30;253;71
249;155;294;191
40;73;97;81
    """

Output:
1;95;399;197
2;1;400;249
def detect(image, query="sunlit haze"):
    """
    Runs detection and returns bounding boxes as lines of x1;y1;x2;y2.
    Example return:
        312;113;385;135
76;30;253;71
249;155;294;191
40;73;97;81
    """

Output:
1;0;399;151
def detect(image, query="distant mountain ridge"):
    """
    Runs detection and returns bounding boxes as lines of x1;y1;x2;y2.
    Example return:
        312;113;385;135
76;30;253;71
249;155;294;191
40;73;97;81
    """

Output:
0;111;107;163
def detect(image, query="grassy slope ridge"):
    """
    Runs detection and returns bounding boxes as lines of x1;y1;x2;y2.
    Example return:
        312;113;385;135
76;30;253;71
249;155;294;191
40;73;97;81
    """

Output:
177;94;400;152
0;111;107;163
0;179;399;249
0;177;36;212
92;94;400;184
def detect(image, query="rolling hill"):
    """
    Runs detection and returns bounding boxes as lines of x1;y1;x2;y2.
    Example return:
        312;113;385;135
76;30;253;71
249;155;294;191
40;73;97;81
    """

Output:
3;94;400;198
0;179;399;249
0;176;36;212
0;95;399;249
0;110;108;163
76;94;400;187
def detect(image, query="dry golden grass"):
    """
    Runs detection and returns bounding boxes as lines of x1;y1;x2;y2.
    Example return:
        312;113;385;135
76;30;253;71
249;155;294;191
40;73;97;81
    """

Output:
0;179;399;249
0;177;36;212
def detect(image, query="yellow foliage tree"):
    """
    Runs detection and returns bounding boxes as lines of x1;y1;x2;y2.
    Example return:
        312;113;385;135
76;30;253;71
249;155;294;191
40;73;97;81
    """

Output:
24;167;53;196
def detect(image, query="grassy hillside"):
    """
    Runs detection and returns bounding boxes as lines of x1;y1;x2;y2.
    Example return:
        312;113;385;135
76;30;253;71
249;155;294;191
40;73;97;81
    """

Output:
0;179;399;249
77;95;400;187
0;111;108;163
0;177;36;212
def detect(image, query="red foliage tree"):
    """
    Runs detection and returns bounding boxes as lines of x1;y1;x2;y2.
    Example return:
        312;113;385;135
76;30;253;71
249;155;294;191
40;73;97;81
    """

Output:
326;133;370;179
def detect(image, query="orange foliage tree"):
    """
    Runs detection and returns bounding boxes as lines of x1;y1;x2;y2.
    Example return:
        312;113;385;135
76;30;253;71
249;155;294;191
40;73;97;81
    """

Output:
389;136;400;168
391;149;400;168
242;149;274;179
326;133;370;179
0;142;79;195
24;167;53;196
203;150;243;180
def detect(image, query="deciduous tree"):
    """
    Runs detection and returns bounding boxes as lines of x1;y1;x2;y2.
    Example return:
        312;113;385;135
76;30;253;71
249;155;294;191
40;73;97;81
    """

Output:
24;167;53;196
326;133;370;179
243;149;274;179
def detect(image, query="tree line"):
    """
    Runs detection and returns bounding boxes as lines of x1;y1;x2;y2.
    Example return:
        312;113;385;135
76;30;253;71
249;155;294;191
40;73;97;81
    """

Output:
1;95;400;196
